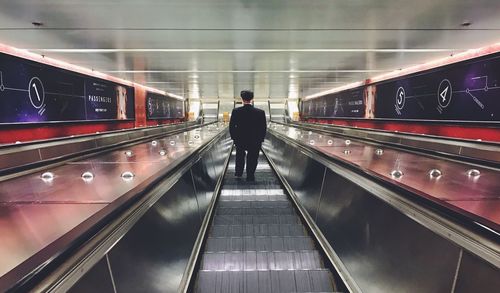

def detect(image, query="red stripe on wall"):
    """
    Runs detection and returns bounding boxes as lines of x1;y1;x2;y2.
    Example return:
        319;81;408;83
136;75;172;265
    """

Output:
0;121;135;144
305;119;500;142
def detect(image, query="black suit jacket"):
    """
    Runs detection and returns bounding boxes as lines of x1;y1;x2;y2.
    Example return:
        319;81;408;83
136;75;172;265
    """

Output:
229;104;267;148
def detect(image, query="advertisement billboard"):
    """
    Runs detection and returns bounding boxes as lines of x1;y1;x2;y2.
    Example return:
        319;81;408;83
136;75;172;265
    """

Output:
0;52;135;124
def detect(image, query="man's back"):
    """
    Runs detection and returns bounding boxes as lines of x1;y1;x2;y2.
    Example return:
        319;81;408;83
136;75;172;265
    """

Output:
229;104;267;147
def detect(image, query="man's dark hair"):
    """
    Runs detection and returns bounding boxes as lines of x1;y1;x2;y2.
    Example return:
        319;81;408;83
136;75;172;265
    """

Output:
240;90;254;101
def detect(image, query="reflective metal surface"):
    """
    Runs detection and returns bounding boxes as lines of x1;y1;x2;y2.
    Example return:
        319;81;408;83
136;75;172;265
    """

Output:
270;123;500;230
107;171;201;293
264;131;500;293
0;123;226;291
316;168;460;293
0;122;199;174
68;130;231;293
69;258;114;293
293;121;500;164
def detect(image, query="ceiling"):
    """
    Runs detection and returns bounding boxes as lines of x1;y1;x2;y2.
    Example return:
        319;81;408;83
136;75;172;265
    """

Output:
0;0;499;101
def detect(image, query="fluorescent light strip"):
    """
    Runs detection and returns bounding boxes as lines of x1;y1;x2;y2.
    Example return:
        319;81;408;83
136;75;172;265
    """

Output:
304;42;500;100
0;43;185;100
27;48;457;53
105;70;385;73
304;81;365;100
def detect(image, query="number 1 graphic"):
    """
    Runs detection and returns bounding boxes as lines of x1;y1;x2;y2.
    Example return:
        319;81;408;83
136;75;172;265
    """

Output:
32;83;41;101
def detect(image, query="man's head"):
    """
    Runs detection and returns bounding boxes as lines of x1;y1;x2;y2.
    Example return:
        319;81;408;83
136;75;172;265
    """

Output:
240;90;254;103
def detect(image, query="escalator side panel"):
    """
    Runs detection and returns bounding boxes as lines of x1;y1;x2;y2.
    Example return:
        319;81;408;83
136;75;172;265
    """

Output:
69;257;114;293
67;133;231;293
265;133;499;293
106;171;201;293
454;251;500;292
191;156;218;219
284;146;326;220
317;168;460;293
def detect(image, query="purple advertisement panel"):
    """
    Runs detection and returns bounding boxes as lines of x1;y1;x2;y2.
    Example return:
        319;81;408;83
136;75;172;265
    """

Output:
0;52;134;124
146;92;184;119
302;52;500;123
375;52;500;122
302;87;366;118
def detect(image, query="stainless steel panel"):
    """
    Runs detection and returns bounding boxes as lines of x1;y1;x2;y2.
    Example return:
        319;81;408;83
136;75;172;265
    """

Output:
108;171;201;293
39;139;97;160
316;168;461;293
446;200;500;226
0;203;107;279
262;136;292;179
191;156;217;218
455;251;500;293
285;147;326;220
127;130;146;140
366;132;402;144
68;257;114;293
94;133;130;147
460;145;500;163
272;126;500;229
400;137;462;155
0;160;170;203
0;149;41;171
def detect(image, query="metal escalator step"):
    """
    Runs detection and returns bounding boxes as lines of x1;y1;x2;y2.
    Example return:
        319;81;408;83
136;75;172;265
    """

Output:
217;201;292;209
219;194;288;202
222;184;283;190
195;270;337;293
201;250;324;271
216;207;294;216
205;236;315;252
210;224;307;237
213;215;301;225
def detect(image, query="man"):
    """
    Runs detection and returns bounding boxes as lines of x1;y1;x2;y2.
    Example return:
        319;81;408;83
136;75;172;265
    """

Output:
229;90;267;181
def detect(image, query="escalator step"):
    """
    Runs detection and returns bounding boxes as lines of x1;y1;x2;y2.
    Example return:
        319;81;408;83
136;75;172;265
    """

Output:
213;215;301;225
210;224;308;237
201;250;325;271
216;207;294;216
204;236;315;252
195;269;338;293
217;201;292;209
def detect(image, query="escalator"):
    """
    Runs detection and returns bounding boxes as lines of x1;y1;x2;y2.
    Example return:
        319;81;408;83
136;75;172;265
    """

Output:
192;151;343;292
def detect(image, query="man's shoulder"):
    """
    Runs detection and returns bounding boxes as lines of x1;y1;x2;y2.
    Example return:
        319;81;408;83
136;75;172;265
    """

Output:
253;107;265;114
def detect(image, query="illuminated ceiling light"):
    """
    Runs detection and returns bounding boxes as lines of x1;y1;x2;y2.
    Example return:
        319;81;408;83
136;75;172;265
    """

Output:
303;42;500;100
461;20;472;27
124;150;134;157
375;149;384;155
151;140;158;146
369;43;500;83
159;150;167;156
29;48;457;53
304;81;366;100
0;42;184;100
102;70;385;74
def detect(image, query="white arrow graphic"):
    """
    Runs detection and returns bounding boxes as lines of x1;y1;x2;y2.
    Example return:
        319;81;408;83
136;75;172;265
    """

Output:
440;86;449;102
